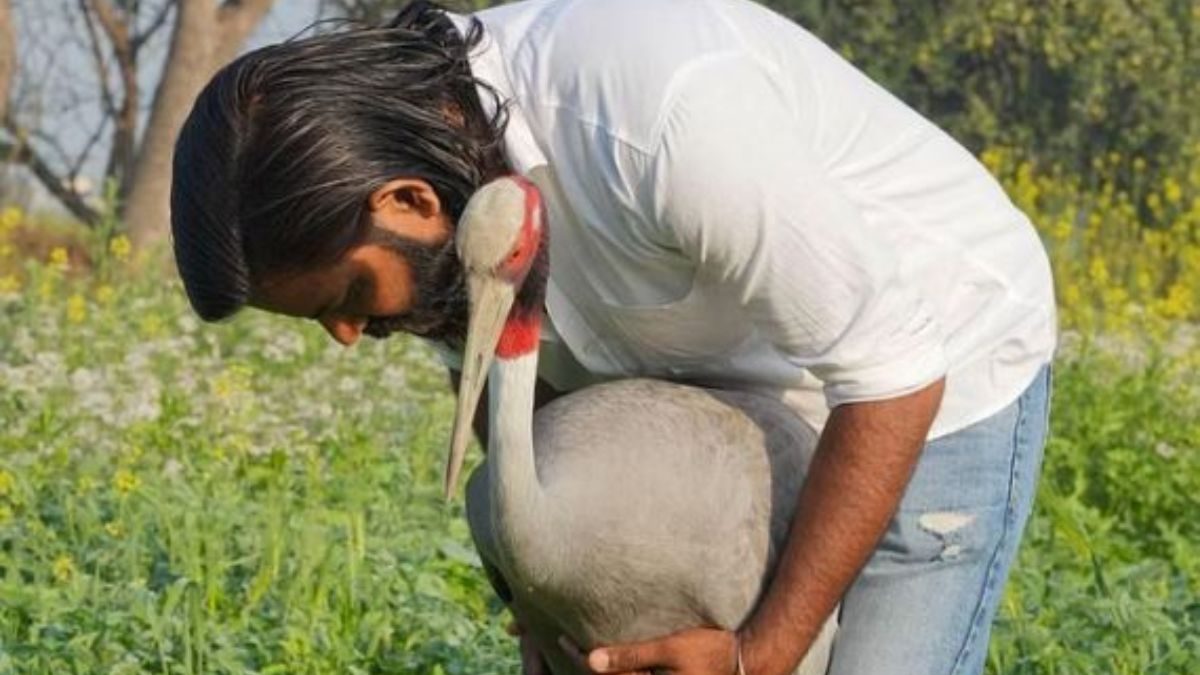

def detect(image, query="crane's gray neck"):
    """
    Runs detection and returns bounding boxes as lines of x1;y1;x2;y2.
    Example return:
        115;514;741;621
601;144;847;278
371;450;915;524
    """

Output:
487;349;550;569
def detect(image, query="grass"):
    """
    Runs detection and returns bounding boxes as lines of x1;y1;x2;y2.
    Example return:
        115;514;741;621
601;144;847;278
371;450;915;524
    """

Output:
0;239;1198;673
0;260;514;674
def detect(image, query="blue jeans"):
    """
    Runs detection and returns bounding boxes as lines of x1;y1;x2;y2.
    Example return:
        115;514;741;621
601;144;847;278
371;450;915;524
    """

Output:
827;365;1051;675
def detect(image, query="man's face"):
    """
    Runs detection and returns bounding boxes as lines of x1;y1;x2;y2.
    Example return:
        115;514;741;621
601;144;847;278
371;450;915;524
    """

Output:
248;178;468;347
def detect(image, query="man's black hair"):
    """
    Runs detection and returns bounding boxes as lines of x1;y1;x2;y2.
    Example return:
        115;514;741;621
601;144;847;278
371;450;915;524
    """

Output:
170;1;509;321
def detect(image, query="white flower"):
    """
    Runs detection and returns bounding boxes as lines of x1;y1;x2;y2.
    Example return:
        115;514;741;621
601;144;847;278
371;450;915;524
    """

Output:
1154;442;1179;460
162;459;185;479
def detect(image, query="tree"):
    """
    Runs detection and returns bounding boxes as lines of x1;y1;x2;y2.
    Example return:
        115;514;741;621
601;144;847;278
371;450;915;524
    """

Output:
4;0;520;243
0;0;12;122
123;0;275;245
0;0;276;244
759;0;1198;190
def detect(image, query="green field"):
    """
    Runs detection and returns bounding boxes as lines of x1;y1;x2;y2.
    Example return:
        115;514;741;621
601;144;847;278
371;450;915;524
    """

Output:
0;242;1196;674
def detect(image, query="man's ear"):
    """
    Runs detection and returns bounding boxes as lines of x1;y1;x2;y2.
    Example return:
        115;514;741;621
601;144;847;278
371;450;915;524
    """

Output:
369;178;443;220
367;178;450;244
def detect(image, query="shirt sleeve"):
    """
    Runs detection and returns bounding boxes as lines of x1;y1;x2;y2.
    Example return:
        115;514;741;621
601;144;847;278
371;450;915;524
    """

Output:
645;54;948;407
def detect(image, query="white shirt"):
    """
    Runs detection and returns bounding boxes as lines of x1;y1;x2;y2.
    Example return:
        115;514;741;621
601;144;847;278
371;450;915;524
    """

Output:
447;0;1057;439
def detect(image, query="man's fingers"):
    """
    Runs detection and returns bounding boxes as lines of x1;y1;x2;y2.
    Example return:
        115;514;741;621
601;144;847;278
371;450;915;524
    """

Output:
588;638;669;674
559;635;654;675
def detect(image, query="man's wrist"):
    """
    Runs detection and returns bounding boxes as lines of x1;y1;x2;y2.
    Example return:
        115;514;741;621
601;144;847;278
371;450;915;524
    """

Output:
736;624;790;675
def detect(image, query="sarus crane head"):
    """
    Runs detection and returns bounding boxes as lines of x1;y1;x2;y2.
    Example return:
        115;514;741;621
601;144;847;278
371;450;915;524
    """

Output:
445;175;545;499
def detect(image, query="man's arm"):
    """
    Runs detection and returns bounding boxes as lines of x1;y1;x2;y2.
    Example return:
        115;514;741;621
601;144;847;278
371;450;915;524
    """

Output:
741;376;944;674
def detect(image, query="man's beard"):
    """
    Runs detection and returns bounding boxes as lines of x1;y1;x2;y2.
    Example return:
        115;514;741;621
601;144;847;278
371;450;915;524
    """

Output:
362;230;469;348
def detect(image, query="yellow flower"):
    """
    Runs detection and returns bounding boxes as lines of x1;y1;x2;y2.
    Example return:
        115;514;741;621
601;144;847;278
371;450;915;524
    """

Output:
48;246;69;270
0;275;16;295
37;276;56;301
212;365;253;400
1135;270;1154;294
53;555;76;583
104;521;124;538
113;469;141;495
66;293;87;324
0;505;12;526
138;314;163;338
95;285;115;305
0;206;20;231
1163;178;1183;205
109;235;132;261
0;243;11;258
1062;283;1083;308
1088;258;1110;286
1160;282;1194;319
0;469;14;497
915;45;934;69
979;28;994;50
979;148;1006;174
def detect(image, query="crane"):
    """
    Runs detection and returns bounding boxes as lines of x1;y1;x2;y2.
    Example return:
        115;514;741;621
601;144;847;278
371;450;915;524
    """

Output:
444;174;837;675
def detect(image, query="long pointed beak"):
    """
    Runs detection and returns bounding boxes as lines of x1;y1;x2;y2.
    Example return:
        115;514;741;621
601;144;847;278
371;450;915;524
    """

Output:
445;273;515;500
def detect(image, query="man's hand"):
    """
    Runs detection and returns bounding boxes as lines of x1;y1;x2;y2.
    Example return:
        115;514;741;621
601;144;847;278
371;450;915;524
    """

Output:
560;628;738;675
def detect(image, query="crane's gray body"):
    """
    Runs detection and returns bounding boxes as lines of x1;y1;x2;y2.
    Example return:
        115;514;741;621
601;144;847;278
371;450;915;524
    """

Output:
466;378;836;675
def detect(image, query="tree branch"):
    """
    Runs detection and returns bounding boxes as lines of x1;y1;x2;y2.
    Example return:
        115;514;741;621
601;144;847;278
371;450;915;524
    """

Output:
30;125;78;171
84;0;139;197
77;0;119;118
70;115;110;178
2;114;101;225
86;0;131;60
132;0;176;54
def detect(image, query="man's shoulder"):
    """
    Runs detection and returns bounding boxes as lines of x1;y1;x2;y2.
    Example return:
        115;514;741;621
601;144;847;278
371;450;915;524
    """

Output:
483;0;773;154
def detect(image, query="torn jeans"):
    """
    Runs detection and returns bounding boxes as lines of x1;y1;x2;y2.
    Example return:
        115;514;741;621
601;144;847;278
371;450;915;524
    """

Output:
827;365;1052;675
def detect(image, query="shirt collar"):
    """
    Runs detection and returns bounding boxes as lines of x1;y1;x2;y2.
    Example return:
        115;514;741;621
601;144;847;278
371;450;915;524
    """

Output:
445;11;548;174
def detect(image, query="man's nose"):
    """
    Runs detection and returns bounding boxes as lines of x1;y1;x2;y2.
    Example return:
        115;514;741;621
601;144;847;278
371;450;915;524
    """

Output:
319;315;367;346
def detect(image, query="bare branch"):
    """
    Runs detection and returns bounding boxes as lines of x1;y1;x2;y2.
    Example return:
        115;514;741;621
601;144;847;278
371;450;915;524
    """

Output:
83;0;138;196
30;126;76;170
86;0;131;56
69;115;110;178
132;0;176;54
77;0;119;118
2;114;101;225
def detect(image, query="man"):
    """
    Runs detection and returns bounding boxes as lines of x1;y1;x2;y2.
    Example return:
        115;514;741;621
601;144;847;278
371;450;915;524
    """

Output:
170;1;1056;673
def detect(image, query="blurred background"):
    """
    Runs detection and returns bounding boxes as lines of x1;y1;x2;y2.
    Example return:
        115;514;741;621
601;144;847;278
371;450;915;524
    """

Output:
0;1;1197;673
